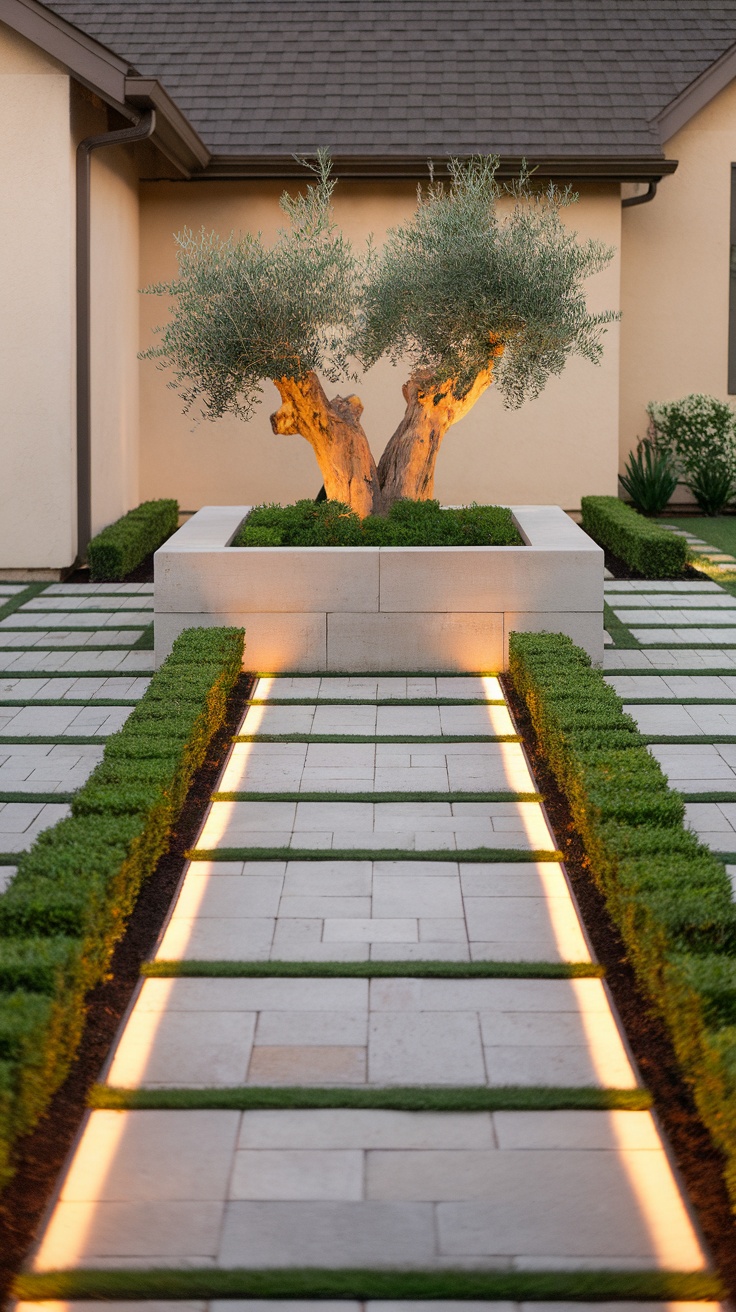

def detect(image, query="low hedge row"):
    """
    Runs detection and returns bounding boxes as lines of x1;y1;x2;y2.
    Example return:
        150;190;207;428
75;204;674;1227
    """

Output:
88;499;179;581
0;626;244;1186
509;630;736;1204
580;495;688;578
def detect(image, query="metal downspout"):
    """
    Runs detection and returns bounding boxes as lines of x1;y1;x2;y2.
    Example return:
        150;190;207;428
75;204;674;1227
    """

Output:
621;180;658;208
75;109;156;562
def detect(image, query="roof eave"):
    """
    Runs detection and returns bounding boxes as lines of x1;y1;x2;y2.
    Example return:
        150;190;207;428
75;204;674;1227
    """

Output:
0;0;210;176
125;76;210;174
657;37;736;142
194;154;679;182
0;0;130;109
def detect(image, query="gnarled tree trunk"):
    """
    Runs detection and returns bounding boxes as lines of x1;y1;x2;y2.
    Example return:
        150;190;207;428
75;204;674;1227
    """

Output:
377;348;504;507
271;371;382;518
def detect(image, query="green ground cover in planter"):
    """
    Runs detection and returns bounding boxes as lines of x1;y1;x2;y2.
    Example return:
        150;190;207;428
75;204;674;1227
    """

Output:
508;629;736;1208
88;498;179;580
232;499;522;547
0;625;244;1188
580;496;688;577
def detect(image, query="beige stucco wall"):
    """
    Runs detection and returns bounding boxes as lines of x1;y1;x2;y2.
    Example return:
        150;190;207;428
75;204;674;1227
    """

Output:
620;80;736;474
0;23;76;568
139;179;621;511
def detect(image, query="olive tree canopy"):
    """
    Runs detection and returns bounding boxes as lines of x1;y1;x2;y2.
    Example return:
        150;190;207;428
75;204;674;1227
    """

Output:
144;154;616;515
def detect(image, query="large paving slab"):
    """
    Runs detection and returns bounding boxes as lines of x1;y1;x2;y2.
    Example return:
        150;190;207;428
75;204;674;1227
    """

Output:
253;676;503;700
0;610;152;628
626;703;736;736
30;1109;704;1271
43;582;154;594
104;976;636;1089
0;704;133;737
604;648;736;670
0;799;70;851
238;703;516;737
0;650;154;674
649;742;736;792
628;627;736;645
0;630;145;648
604;580;721;592
20;596;154;611
607;674;736;698
608;595;736;611
219;740;536;794
0;743;104;792
685;801;736;850
0;675;150;700
195;800;556;852
156;859;591;964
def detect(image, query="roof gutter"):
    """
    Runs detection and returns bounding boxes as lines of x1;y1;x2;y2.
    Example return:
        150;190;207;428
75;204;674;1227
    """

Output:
75;108;155;562
622;179;659;208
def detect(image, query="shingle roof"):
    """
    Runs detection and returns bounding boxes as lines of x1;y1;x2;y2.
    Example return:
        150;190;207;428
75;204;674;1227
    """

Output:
43;0;736;160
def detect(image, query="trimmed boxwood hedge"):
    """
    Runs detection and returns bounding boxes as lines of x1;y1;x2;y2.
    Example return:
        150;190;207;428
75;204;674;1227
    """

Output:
0;625;244;1186
509;630;736;1205
580;495;688;578
88;499;179;581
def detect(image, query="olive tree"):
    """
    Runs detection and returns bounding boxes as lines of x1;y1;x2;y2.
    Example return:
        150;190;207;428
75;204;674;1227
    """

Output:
144;154;616;515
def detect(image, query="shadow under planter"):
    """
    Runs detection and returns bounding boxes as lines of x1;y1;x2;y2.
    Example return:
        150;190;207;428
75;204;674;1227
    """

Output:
154;506;604;672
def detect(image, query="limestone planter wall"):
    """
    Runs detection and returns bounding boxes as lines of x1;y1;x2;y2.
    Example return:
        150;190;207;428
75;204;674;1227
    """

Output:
154;505;604;671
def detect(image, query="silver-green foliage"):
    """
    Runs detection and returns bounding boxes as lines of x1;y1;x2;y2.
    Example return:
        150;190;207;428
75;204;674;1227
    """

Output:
143;153;617;424
648;393;736;514
359;157;618;405
142;153;361;421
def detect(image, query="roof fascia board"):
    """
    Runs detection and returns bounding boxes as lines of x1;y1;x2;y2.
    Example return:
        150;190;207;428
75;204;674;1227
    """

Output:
197;155;679;182
125;76;210;173
657;39;736;142
0;0;130;109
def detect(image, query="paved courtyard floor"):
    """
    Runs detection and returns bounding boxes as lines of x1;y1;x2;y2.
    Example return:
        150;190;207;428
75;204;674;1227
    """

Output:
0;575;724;1304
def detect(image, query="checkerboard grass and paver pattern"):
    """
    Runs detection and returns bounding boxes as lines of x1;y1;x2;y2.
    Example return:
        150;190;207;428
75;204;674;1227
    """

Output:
603;535;736;877
0;580;153;890
19;668;717;1301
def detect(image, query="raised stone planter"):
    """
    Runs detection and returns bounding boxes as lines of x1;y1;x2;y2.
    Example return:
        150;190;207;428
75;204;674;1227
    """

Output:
154;505;604;671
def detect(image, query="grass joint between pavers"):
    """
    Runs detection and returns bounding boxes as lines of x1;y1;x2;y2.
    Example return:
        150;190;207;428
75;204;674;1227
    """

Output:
91;1084;649;1113
143;958;604;979
13;1267;722;1302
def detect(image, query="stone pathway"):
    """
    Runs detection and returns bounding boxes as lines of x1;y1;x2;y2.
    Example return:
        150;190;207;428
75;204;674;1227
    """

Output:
604;575;736;881
0;580;152;890
25;670;712;1293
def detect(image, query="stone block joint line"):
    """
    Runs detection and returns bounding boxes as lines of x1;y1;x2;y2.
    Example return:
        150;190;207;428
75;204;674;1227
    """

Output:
18;669;715;1294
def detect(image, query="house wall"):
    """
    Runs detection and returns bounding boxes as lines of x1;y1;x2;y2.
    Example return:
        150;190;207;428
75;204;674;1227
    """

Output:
0;23;76;569
620;79;736;474
139;179;621;512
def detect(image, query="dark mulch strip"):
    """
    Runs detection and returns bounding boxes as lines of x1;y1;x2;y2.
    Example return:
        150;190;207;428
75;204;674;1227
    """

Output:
0;671;254;1303
503;674;736;1291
